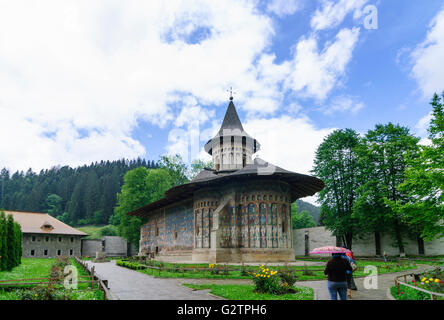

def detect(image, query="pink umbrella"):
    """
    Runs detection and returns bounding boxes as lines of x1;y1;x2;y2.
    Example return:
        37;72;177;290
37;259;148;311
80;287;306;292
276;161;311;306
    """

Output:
309;246;351;254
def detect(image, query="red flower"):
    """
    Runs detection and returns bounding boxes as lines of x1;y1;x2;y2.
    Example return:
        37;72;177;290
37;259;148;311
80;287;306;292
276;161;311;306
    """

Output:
400;292;404;294
411;280;415;283
414;283;418;286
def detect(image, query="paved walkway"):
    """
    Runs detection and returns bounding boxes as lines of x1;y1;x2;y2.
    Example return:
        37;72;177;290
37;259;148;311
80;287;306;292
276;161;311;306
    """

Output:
85;260;432;300
85;260;218;300
174;265;433;300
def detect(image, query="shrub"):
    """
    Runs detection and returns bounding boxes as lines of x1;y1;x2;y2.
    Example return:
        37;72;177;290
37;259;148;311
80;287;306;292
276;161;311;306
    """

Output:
99;225;118;237
279;271;298;286
252;265;282;295
302;264;314;276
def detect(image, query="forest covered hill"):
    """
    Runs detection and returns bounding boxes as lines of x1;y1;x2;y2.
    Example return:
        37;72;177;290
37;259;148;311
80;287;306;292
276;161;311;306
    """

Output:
0;159;158;226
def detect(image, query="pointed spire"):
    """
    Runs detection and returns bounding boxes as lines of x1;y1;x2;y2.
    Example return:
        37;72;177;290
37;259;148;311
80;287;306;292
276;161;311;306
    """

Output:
218;100;244;135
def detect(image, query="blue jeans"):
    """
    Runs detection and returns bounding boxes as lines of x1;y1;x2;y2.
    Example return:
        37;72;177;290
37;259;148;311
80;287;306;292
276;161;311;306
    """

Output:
327;281;348;300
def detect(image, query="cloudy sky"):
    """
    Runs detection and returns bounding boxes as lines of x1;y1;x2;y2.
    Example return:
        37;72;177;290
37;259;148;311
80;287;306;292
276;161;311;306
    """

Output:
1;1;443;189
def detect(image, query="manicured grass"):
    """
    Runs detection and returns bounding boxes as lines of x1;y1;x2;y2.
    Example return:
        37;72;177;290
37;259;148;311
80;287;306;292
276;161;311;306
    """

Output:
117;259;417;281
0;258;105;300
0;258;55;280
183;283;314;300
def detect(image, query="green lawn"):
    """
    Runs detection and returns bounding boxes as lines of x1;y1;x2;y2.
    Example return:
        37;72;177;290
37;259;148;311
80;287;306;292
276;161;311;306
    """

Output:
0;258;55;280
0;258;105;300
117;258;417;281
183;283;314;300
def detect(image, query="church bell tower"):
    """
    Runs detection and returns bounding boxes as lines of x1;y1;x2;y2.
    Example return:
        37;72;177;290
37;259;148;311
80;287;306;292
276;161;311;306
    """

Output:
204;95;260;171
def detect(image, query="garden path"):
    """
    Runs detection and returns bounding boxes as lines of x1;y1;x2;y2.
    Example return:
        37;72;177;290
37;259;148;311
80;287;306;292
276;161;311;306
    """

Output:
85;260;433;300
84;260;219;300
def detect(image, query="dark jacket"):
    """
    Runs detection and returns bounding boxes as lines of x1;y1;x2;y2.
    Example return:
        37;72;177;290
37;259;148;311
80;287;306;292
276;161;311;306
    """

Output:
324;257;353;282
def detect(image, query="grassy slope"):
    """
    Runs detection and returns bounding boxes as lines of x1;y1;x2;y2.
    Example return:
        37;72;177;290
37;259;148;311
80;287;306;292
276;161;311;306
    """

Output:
76;225;117;239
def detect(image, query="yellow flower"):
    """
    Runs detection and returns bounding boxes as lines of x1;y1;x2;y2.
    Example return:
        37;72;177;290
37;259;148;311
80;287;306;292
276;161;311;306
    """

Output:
421;278;426;282
268;275;270;278
435;279;440;283
426;281;430;284
429;278;434;281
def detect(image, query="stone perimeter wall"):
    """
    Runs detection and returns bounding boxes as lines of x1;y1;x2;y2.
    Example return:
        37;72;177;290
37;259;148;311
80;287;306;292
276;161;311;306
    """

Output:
293;226;444;256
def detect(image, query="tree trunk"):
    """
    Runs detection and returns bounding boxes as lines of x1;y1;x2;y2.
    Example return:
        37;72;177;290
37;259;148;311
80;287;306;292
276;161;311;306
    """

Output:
417;235;425;255
374;232;381;256
394;219;405;256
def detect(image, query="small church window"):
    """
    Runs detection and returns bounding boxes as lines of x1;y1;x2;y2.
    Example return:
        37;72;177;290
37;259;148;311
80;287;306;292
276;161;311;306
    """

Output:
70;249;73;256
45;236;49;242
30;250;35;256
71;237;74;242
44;249;48;256
57;250;61;256
58;237;62;242
32;236;36;242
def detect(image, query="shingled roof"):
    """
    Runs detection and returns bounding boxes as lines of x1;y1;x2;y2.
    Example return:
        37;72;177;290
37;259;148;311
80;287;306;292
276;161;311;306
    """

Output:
5;211;88;236
127;158;324;217
218;100;245;135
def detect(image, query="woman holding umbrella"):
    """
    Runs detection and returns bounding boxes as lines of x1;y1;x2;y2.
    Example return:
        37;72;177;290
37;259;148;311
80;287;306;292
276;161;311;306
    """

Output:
342;249;358;299
310;246;353;300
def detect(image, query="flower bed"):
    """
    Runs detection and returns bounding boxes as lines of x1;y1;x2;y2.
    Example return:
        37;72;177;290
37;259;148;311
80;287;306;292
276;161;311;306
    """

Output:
392;268;444;300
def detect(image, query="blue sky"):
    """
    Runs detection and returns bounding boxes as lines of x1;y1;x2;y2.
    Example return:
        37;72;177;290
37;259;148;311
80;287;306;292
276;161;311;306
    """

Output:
1;0;443;189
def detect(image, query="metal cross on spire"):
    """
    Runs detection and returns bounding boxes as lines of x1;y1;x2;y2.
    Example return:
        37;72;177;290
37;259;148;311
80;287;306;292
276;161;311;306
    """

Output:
227;86;236;101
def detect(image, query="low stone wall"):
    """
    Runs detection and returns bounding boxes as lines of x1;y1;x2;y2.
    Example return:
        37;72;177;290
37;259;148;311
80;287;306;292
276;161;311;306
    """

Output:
81;239;102;257
293;227;444;256
81;236;138;257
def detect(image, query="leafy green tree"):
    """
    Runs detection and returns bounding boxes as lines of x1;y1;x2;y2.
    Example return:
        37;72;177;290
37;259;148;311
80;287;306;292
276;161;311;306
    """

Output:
312;129;362;249
6;214;15;270
44;194;63;217
116;167;174;246
353;123;419;256
0;211;8;271
188;159;213;180
291;203;316;229
387;93;444;241
158;155;189;186
13;222;22;267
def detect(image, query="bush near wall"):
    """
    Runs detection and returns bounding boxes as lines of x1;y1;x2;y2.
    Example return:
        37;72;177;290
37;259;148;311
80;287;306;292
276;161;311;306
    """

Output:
0;210;23;271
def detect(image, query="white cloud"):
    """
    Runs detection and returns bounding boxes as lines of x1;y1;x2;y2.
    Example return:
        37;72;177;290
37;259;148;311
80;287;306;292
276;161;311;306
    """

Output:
415;112;432;137
0;0;362;172
285;27;360;100
311;0;369;31
411;6;444;98
267;0;304;17
323;95;364;115
0;0;277;171
244;115;334;175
